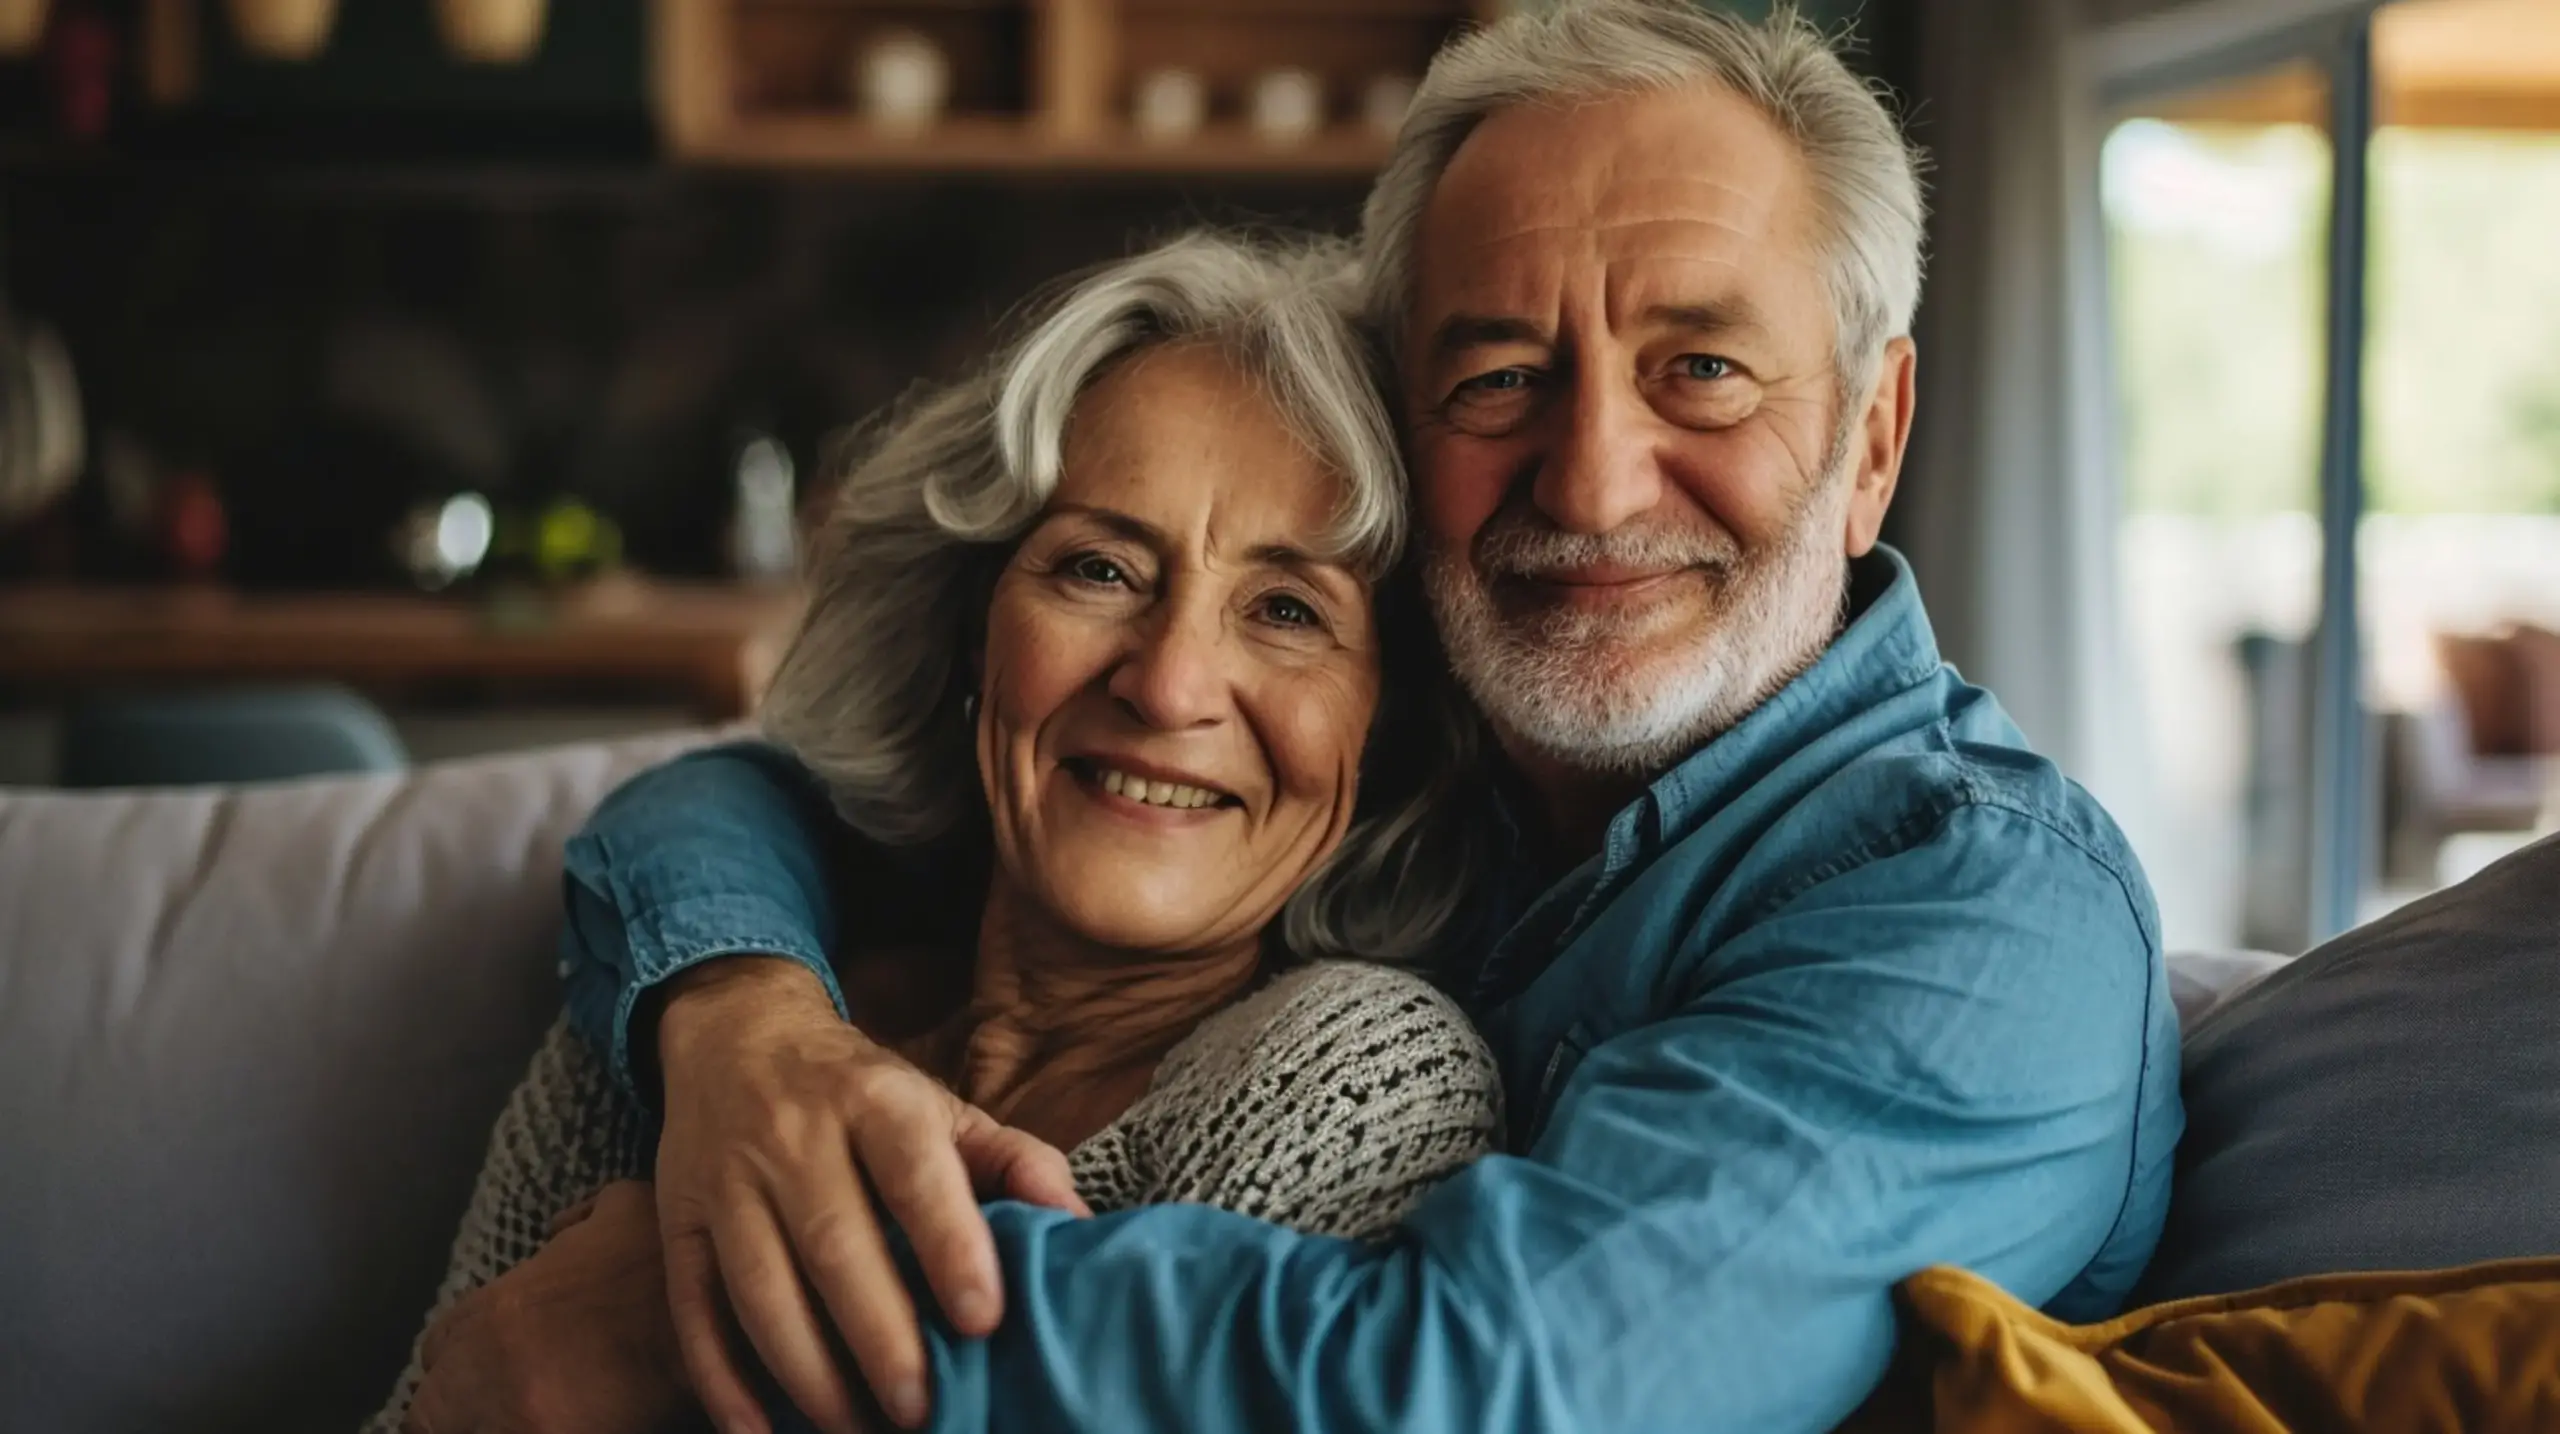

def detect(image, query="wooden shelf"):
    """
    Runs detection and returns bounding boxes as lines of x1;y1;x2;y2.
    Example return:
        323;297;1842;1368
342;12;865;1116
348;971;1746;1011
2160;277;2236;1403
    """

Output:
680;114;1401;175
0;580;805;721
654;0;1498;177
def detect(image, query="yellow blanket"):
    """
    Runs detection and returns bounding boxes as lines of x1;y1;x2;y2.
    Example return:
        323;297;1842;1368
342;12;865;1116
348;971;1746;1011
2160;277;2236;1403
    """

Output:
1847;1257;2560;1433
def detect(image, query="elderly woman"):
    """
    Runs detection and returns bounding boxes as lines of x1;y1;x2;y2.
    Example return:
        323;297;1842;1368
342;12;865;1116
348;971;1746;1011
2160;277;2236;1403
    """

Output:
371;232;1501;1432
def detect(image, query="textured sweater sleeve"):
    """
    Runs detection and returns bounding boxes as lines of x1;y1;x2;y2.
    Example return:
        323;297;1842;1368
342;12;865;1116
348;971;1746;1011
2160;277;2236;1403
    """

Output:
1069;961;1504;1240
361;1018;655;1433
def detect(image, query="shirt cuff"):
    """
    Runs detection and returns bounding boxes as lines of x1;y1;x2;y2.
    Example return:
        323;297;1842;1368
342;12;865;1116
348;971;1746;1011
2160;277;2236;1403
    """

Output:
562;857;848;1105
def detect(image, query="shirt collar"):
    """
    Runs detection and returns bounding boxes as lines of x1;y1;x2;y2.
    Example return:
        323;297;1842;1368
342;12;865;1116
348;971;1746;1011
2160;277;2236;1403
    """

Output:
1460;545;1941;1000
1487;545;1942;854
1645;543;1941;834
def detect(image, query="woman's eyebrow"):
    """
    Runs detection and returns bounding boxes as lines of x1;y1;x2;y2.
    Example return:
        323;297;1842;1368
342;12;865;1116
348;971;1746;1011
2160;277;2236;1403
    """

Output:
1044;502;1163;546
1049;502;1356;585
1244;542;1343;574
1246;544;1368;603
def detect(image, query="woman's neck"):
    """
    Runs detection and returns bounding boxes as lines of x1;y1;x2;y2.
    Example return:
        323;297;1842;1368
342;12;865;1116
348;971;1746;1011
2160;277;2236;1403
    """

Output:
917;876;1265;1150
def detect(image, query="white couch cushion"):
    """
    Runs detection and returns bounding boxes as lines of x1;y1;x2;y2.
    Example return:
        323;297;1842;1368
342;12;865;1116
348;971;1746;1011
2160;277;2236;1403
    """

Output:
0;732;705;1434
2163;948;2291;1028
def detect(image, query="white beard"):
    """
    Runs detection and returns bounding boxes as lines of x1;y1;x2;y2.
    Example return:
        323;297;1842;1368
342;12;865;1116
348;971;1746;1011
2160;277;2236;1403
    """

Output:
1424;454;1855;779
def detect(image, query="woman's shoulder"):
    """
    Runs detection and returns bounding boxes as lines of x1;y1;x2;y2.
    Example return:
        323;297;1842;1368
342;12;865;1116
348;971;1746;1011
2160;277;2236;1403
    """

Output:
1074;959;1502;1237
1239;956;1476;1029
1165;958;1492;1091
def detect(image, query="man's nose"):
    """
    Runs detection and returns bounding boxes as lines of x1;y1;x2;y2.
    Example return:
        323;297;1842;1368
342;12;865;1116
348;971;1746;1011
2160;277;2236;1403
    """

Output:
1107;603;1229;731
1533;375;1664;535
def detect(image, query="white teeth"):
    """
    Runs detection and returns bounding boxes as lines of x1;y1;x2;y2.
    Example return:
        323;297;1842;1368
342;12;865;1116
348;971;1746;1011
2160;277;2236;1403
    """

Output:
1089;765;1222;810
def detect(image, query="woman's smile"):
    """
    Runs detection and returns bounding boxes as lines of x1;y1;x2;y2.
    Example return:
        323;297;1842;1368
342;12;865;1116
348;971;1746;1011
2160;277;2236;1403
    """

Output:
1058;755;1243;821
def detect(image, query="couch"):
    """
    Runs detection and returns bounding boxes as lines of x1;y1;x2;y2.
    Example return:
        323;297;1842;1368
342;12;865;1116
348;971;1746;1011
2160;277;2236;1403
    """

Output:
0;734;703;1434
5;735;2553;1434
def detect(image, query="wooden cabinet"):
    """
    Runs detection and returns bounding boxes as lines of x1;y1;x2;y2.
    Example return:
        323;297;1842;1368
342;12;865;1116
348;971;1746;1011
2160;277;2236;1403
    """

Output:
653;0;1503;174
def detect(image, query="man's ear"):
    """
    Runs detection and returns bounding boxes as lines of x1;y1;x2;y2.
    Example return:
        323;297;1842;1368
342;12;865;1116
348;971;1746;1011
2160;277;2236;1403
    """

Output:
1843;336;1916;558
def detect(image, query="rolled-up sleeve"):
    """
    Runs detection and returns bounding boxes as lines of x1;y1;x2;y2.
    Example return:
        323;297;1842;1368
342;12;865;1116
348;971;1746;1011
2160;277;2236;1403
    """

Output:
559;741;849;1098
917;803;2174;1433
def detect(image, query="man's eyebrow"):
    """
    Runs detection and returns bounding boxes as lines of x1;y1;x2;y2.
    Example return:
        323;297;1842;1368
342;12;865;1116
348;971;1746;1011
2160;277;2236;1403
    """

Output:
1428;314;1551;358
1642;298;1772;340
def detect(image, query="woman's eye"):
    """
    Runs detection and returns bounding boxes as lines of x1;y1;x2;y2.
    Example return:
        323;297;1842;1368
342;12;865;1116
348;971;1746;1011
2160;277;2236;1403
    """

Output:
1259;593;1322;628
1679;354;1735;382
1065;553;1129;587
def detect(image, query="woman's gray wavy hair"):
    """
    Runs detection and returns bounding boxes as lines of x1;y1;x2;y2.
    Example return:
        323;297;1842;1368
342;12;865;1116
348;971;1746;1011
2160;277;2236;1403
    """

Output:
1361;0;1926;388
761;230;1489;967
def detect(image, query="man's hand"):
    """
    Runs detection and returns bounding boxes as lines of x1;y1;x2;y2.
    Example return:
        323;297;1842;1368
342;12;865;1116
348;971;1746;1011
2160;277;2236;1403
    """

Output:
404;1181;701;1434
653;957;1088;1434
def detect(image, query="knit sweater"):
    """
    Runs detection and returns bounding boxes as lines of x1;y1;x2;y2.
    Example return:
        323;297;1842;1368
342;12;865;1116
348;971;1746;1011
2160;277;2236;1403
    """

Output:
366;959;1502;1430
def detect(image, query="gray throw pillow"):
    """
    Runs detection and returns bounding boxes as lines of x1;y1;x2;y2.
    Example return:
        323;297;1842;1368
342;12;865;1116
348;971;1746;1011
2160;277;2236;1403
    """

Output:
2137;832;2560;1302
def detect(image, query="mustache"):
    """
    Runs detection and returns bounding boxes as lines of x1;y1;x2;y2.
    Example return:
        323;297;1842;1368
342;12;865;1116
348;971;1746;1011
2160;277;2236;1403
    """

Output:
1467;514;1741;580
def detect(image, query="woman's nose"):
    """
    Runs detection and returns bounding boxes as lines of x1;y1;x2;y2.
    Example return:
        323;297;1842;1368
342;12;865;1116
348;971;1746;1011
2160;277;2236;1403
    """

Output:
1106;606;1230;731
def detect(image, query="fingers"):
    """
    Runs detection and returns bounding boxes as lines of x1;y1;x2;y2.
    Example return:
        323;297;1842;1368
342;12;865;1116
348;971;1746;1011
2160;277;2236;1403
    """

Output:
774;1158;934;1430
713;1194;874;1434
963;1121;1090;1218
666;1224;775;1434
547;1192;602;1239
863;1115;1005;1340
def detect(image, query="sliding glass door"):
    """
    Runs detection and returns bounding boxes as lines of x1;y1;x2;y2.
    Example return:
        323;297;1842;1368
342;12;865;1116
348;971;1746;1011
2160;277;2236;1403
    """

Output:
2100;56;2342;951
2360;0;2560;909
2099;0;2560;951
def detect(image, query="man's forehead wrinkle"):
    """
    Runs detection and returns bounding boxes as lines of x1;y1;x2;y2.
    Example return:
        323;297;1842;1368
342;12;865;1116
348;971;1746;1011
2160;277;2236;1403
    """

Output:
1464;210;1763;243
1468;170;1779;232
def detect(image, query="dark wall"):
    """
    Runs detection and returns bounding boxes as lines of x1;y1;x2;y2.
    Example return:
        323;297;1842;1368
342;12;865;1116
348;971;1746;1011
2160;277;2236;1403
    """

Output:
1;0;1917;588
6;172;1368;583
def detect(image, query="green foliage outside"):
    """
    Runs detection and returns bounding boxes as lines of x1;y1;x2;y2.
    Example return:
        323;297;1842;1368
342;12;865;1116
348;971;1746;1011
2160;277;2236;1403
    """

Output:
2367;130;2560;515
2106;122;2560;517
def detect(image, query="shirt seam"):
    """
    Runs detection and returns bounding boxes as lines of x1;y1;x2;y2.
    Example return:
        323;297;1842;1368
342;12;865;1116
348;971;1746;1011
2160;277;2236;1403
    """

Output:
1883;744;2166;1274
1686;751;2161;1303
1865;735;2165;1286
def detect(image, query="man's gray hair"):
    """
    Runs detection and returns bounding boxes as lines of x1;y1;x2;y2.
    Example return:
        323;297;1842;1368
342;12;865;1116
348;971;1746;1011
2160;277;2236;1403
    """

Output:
1361;0;1927;384
762;230;1490;967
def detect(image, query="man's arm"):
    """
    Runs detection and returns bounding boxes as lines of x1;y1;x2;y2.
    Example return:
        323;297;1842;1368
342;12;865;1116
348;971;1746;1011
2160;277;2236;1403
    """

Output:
552;740;1084;1434
560;741;849;1100
918;803;2174;1434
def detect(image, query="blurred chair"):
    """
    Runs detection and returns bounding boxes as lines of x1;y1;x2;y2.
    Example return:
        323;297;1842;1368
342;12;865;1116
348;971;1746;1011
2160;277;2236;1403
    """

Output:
59;686;409;789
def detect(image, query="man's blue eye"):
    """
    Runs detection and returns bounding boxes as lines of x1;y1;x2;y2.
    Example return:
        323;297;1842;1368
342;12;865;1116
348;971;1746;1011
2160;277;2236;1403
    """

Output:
1461;368;1530;394
1681;355;1734;381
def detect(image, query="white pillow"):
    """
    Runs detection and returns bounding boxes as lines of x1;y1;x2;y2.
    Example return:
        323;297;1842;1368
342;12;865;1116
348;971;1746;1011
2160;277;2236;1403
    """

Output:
0;732;705;1434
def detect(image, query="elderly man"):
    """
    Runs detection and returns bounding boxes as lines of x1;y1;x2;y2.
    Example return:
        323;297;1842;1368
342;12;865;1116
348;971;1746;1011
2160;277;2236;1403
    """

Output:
417;4;2178;1432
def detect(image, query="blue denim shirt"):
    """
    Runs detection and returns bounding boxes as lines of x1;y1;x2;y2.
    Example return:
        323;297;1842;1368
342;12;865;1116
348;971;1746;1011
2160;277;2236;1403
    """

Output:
560;546;2181;1434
